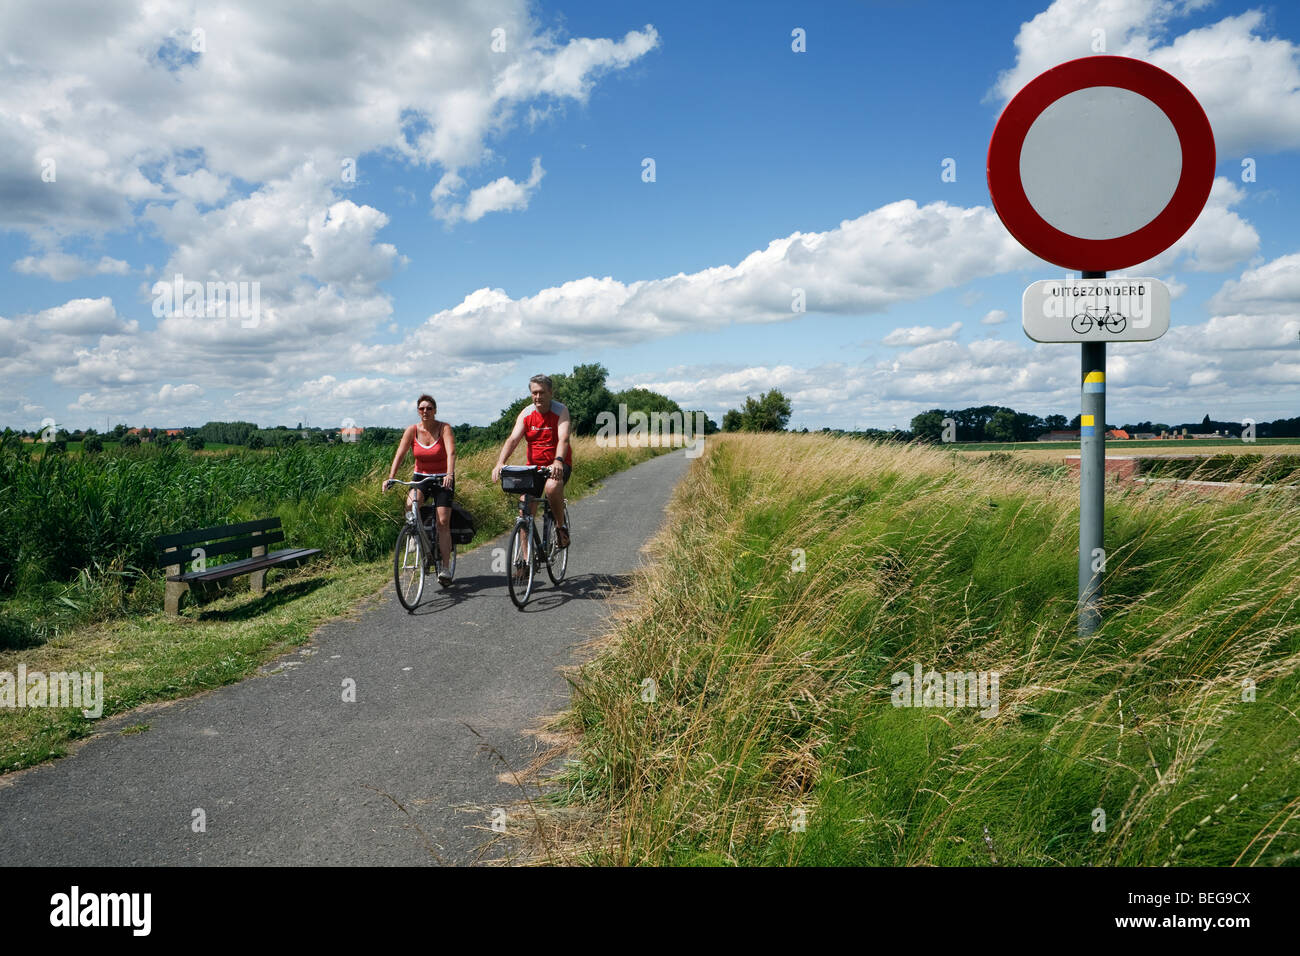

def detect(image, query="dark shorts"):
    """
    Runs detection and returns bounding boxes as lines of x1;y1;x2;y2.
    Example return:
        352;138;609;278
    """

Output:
412;473;453;508
543;461;571;485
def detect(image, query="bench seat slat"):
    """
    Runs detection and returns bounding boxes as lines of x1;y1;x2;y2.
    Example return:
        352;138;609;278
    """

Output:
166;547;322;583
157;530;285;568
154;517;281;552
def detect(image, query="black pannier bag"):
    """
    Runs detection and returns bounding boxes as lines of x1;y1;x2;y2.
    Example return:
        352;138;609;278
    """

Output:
450;502;475;544
499;465;545;496
418;503;476;544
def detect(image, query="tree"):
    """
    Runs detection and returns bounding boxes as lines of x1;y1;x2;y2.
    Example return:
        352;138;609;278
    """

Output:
1044;414;1067;431
248;434;265;450
551;363;614;435
122;432;141;447
724;389;791;432
986;408;1018;442
721;409;743;432
186;434;205;451
82;435;104;454
910;409;949;443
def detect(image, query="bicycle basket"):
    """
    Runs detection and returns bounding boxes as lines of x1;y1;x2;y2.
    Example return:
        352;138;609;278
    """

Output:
500;465;545;495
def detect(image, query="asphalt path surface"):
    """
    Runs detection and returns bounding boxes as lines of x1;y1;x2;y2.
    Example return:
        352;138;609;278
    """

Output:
0;448;690;865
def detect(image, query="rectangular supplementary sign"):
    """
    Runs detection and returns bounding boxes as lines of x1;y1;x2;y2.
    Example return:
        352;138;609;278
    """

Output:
1022;277;1170;343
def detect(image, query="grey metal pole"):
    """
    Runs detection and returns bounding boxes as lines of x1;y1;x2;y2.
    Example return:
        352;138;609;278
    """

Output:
1078;270;1106;635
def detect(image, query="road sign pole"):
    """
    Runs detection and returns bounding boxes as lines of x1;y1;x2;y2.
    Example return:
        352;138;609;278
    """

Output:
1078;270;1106;635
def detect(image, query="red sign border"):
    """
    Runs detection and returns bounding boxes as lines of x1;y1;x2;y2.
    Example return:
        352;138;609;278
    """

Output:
987;56;1215;272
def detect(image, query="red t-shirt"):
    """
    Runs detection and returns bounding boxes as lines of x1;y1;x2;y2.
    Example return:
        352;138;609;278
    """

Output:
523;402;572;466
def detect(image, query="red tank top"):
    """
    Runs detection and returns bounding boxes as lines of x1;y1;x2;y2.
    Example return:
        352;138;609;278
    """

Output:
524;403;572;466
412;428;447;473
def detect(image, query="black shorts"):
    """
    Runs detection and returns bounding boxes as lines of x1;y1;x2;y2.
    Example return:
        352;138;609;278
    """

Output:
412;473;453;508
545;461;572;485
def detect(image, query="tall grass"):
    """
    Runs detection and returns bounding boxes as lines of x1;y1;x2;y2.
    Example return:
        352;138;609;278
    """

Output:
550;433;1300;865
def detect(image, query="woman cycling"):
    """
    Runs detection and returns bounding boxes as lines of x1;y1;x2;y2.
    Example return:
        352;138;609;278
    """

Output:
383;394;456;585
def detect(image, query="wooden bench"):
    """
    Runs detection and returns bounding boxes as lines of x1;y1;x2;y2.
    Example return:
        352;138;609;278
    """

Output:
155;518;321;616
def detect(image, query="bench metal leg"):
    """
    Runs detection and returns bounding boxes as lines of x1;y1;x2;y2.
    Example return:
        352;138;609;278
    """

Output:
165;580;189;616
250;569;267;594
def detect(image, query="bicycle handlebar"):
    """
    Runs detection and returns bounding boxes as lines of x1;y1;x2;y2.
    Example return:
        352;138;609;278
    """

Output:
385;474;448;490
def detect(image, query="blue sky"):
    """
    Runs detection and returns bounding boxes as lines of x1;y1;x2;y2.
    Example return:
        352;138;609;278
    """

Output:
2;0;1299;433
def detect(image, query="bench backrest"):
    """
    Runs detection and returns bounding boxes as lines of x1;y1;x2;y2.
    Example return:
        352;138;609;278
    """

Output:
156;518;284;571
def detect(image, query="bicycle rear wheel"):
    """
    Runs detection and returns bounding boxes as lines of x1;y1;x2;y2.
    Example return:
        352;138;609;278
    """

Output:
394;524;425;611
507;519;535;608
545;501;568;584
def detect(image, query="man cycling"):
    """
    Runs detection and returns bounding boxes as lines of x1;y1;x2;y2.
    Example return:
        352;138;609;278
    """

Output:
492;374;571;548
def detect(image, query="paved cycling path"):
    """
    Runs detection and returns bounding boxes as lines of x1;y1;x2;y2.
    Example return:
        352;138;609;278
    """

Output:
0;448;691;865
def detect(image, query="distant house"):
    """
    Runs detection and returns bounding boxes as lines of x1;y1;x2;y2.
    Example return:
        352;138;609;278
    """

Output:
1106;429;1131;440
1038;430;1081;442
340;425;363;441
1133;432;1158;440
125;427;183;441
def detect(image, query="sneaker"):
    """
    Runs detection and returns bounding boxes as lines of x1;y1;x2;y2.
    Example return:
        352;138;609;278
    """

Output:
437;570;452;587
555;525;570;549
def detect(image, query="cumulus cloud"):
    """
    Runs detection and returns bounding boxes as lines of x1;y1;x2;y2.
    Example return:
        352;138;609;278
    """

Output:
992;1;1300;156
981;309;1008;325
13;252;130;281
359;198;1036;366
434;157;545;224
0;0;658;238
882;323;962;346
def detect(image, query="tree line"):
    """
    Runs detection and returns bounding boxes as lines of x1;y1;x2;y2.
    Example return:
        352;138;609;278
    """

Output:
909;407;1300;443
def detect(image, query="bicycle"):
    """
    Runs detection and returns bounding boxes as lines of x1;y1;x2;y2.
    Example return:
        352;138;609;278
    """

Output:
499;465;569;609
384;475;456;611
1071;306;1127;335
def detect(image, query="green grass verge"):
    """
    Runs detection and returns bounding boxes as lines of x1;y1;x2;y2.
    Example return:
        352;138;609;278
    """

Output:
548;432;1300;866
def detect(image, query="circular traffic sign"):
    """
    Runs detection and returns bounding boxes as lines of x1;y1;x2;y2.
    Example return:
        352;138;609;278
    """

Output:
987;56;1215;272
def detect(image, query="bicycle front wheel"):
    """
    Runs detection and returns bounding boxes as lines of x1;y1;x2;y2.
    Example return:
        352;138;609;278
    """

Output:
394;524;425;611
507;519;535;608
545;501;568;584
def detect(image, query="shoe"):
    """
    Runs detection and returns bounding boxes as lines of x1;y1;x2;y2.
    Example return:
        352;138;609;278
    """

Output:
555;525;570;549
437;570;452;587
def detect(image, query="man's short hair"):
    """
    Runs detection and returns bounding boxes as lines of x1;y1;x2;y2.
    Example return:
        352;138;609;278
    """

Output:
529;374;553;391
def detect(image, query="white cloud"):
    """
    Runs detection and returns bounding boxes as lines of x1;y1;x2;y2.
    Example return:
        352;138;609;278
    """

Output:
13;252;130;281
434;156;545;224
363;198;1036;365
882;322;962;346
981;309;1008;325
993;1;1300;156
0;1;658;238
157;383;203;404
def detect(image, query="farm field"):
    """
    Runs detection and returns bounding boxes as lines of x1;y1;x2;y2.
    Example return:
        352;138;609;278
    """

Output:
949;438;1300;465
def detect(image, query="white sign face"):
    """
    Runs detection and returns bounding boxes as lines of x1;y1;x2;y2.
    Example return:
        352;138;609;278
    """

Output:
1019;87;1182;240
1022;277;1170;343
